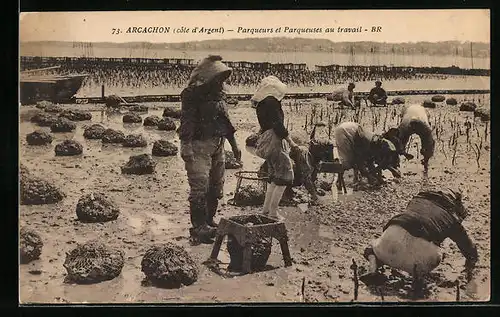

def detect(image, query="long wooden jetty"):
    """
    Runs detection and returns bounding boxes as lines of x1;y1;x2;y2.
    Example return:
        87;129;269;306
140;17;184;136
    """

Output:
70;88;491;104
21;56;490;77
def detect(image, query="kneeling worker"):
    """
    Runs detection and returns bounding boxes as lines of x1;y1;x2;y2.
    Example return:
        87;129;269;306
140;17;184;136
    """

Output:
368;80;388;106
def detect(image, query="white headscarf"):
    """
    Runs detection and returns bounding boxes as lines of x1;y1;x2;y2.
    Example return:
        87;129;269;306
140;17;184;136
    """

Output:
251;76;287;104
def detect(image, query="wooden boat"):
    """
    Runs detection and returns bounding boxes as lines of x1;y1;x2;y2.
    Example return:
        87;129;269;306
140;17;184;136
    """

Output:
20;66;88;104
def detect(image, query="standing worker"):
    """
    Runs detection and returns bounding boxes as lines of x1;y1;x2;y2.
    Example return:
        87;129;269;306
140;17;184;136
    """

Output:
178;55;241;244
252;76;300;221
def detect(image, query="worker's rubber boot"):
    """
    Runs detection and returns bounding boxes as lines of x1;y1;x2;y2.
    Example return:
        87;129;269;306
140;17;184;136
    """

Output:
189;199;216;244
206;196;219;228
189;224;217;244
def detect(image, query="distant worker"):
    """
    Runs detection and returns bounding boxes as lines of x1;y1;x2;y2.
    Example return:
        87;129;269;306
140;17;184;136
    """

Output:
331;83;357;109
368;80;388;106
360;188;478;288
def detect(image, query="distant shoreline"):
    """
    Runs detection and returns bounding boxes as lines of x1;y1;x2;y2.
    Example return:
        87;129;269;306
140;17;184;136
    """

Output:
19;38;491;59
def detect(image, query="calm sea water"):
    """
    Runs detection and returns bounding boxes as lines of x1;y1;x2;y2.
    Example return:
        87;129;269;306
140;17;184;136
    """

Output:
76;76;490;97
20;46;490;70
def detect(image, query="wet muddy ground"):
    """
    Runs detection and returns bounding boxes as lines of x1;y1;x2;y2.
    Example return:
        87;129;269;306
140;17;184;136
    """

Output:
19;94;490;303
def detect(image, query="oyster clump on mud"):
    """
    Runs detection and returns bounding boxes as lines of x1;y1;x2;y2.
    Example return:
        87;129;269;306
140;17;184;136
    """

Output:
44;104;63;113
129;105;149;113
233;184;265;206
20;227;43;264
20;168;65;205
225;150;243;169
162;106;181;119
76;193;120;223
143;115;161;127
55;140;83;156
157;117;177;131
422;100;436;109
431;95;446;102
122;113;143;124
151;140;178;157
35;100;52;110
121;154;156;175
460;102;477;112
446;97;458;106
59;109;92;121
104;95;126;107
31;113;58;127
390;97;405;105
83;124;106;139
26;130;53;145
141;243;199;288
63;240;125;284
474;107;490;122
122;134;148;148
101;129;125;144
50;117;76;133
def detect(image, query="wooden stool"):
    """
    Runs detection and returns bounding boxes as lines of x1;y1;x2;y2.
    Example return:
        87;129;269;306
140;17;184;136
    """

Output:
318;160;347;193
208;214;293;274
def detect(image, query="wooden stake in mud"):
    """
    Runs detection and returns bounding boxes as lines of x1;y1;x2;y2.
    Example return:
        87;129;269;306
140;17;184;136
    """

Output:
484;122;489;143
465;120;471;151
412;264;421;300
350;259;359;301
301;277;306;302
101;84;105;100
455;280;460;302
378;286;385;302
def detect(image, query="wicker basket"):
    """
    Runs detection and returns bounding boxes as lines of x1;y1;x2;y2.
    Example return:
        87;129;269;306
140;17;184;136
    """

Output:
229;171;269;206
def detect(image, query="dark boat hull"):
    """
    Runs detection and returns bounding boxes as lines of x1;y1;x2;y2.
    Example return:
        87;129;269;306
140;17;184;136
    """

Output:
20;75;87;105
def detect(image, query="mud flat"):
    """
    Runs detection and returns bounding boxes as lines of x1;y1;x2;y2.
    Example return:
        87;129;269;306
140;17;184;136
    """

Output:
19;92;490;303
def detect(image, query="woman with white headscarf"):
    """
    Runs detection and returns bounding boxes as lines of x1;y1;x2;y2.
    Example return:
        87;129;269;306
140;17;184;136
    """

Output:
251;76;298;221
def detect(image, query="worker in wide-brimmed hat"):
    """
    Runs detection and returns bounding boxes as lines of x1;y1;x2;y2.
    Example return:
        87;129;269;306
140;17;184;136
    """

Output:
250;76;299;221
360;187;478;287
368;80;388;106
178;55;241;243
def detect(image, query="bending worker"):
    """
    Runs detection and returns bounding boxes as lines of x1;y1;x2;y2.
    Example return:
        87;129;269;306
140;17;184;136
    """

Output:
331;83;357;109
360;188;478;286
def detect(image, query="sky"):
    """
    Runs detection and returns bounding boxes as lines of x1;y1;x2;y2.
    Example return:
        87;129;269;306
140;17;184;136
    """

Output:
19;10;490;44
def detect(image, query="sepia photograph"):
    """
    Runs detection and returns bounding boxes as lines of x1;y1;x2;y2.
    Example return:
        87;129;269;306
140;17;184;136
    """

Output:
19;9;490;303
